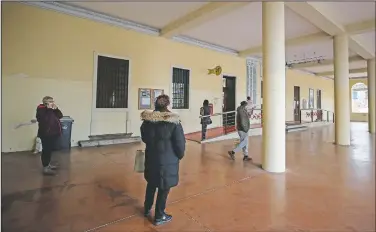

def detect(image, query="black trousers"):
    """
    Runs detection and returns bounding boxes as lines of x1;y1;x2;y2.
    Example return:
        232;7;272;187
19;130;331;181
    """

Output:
40;135;58;167
201;124;207;140
144;183;170;218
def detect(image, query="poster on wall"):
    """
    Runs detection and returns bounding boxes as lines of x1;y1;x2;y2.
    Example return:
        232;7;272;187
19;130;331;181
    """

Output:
308;88;314;109
152;89;164;108
138;88;152;110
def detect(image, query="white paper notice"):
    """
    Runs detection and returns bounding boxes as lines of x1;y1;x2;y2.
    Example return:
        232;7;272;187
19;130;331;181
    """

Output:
154;90;163;98
141;98;151;105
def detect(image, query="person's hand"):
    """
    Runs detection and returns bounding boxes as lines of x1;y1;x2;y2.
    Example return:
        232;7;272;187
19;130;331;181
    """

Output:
52;103;57;109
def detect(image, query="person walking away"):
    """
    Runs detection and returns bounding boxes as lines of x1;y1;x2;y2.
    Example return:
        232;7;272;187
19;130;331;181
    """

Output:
36;96;63;175
200;99;212;141
228;101;252;161
246;96;255;117
140;94;186;226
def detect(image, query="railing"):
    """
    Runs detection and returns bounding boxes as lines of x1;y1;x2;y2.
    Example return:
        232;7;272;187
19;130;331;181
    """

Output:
197;109;263;141
299;109;334;123
194;108;334;142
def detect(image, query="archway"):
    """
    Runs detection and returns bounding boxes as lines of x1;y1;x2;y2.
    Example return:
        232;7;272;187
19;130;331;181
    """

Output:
351;83;368;113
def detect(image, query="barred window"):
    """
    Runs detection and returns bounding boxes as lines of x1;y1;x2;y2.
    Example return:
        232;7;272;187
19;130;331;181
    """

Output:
96;56;129;108
172;67;190;109
246;59;258;104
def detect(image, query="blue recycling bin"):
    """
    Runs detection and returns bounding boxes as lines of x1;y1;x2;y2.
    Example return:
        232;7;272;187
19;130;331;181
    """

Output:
55;116;74;150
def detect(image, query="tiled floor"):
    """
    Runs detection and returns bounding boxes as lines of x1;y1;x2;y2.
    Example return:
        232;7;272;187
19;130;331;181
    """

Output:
1;122;375;232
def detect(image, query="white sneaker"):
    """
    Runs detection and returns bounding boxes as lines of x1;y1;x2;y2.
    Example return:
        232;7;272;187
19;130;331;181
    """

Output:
48;164;58;170
43;166;56;176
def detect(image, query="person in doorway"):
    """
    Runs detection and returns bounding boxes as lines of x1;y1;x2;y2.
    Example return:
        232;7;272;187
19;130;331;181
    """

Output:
140;94;186;226
200;99;212;141
246;96;255;117
36;96;63;175
228;101;252;161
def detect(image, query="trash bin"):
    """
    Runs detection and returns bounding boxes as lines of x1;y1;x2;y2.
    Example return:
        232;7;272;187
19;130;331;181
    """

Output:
55;116;74;150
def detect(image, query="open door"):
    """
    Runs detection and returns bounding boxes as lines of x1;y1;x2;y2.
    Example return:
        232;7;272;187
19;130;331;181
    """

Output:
222;76;236;133
294;86;300;122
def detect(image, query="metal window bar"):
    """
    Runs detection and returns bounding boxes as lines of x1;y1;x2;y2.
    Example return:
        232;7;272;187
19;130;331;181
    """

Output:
246;59;258;104
96;56;129;108
172;67;190;109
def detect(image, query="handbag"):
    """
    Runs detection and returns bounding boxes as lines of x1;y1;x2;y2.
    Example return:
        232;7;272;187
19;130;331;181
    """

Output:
207;118;212;125
134;150;145;173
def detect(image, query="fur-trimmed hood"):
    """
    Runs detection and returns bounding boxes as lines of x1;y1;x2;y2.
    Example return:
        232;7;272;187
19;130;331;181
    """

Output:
141;110;180;124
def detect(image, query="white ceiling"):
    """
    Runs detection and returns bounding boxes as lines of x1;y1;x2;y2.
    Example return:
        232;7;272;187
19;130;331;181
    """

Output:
329;72;368;79
63;2;375;78
69;2;207;28
353;31;376;57
309;2;375;26
303;59;367;74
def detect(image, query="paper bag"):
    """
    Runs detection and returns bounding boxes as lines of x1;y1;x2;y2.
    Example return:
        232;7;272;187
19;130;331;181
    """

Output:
134;150;145;173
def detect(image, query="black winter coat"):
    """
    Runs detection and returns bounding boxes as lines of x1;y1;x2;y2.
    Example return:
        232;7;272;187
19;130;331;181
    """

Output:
36;104;63;137
140;110;186;190
200;105;211;125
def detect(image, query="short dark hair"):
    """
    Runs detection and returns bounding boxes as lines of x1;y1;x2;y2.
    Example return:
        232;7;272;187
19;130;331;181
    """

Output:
155;94;170;112
247;96;251;100
240;101;247;106
203;99;209;106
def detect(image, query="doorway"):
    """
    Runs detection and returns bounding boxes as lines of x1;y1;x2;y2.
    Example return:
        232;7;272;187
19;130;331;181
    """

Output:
317;89;322;121
222;76;236;131
293;86;301;122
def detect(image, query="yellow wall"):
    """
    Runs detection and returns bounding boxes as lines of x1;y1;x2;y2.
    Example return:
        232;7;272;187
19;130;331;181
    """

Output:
2;3;247;152
2;3;335;152
285;69;334;122
349;78;368;122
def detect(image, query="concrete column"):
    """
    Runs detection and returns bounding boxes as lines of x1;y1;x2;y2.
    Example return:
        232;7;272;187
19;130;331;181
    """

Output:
367;58;376;133
333;34;350;145
261;2;285;173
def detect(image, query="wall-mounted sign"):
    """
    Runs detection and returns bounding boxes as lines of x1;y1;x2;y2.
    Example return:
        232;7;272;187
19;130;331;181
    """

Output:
138;88;151;110
208;66;222;76
152;89;164;109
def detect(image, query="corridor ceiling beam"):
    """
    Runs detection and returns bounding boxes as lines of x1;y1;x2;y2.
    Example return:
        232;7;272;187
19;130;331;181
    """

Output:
316;68;367;77
285;2;375;59
291;55;364;69
349;76;368;80
239;32;332;57
160;2;249;38
345;19;376;35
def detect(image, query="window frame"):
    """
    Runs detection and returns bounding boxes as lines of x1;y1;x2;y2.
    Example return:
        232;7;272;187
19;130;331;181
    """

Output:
308;88;315;109
92;52;132;112
351;82;368;113
170;66;191;110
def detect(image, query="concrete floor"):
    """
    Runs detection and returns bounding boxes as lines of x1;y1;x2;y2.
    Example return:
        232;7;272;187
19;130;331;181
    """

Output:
1;122;375;232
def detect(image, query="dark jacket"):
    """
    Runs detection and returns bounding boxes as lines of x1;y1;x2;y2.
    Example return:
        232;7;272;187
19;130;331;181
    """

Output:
140;110;186;190
200;105;211;125
236;105;250;133
36;104;63;137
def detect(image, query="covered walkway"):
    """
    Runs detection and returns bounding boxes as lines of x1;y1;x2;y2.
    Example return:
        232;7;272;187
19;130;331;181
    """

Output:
2;123;374;232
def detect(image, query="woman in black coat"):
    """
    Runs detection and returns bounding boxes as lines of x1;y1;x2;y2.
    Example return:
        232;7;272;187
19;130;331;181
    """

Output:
140;94;186;226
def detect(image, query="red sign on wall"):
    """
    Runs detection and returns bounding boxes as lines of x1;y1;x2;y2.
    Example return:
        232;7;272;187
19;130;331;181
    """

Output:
209;103;214;115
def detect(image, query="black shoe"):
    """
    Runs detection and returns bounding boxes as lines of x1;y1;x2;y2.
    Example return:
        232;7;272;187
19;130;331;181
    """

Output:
154;213;172;226
144;209;151;217
228;151;235;160
243;156;252;161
